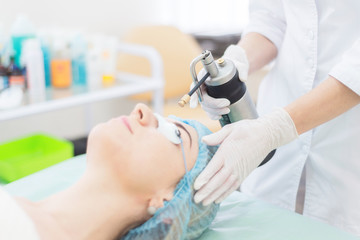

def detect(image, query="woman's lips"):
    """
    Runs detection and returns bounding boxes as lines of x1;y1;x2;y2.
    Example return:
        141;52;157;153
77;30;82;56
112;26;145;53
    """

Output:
120;116;133;133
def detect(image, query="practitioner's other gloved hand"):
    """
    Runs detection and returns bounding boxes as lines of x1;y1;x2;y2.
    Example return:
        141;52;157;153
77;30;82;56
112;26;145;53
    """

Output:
189;45;249;120
193;108;299;206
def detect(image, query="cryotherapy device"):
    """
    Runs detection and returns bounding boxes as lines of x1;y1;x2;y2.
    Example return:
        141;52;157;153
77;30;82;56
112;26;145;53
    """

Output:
178;50;275;166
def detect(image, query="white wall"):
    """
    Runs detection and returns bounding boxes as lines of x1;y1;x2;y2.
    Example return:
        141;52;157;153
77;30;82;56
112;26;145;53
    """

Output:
166;0;249;33
0;0;165;37
0;0;164;143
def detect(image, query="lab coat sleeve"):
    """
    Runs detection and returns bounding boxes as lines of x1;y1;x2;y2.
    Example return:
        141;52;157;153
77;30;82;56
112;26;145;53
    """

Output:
0;187;40;240
242;0;287;51
329;39;360;95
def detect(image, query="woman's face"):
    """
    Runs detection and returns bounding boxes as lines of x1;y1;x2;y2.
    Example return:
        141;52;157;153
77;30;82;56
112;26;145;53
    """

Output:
87;103;199;198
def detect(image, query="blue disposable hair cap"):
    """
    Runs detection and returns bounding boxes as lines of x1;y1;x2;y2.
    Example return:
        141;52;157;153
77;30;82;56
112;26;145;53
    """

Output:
122;117;219;240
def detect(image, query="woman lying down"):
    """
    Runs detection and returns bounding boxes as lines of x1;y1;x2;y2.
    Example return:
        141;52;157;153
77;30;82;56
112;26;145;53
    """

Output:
0;103;219;240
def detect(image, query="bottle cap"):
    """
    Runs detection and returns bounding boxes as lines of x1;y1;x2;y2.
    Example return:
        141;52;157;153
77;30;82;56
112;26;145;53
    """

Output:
11;15;36;36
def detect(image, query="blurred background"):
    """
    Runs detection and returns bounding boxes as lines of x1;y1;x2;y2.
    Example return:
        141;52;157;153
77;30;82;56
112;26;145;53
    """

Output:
0;0;266;183
0;0;249;36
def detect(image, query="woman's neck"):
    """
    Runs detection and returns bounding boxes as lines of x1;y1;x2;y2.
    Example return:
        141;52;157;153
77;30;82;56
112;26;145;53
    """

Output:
17;168;148;240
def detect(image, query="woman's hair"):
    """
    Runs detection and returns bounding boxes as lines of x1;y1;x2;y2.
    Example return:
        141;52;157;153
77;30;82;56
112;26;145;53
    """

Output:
122;117;219;240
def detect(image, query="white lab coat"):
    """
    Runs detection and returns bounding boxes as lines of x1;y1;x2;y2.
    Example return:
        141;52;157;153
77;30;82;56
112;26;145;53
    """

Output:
0;187;39;239
241;0;360;235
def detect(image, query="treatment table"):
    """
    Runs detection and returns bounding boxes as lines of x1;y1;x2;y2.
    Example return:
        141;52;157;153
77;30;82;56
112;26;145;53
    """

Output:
4;155;359;240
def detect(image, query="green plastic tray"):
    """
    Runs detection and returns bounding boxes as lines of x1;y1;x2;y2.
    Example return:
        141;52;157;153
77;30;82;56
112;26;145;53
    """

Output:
0;134;73;183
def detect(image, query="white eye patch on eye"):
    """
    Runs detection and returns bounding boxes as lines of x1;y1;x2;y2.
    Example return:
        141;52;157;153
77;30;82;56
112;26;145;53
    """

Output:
154;113;181;144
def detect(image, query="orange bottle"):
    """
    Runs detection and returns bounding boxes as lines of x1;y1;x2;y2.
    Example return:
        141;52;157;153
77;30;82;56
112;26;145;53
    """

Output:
51;59;72;88
51;40;72;88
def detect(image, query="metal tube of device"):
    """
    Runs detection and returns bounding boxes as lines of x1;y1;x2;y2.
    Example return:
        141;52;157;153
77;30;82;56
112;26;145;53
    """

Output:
185;50;276;166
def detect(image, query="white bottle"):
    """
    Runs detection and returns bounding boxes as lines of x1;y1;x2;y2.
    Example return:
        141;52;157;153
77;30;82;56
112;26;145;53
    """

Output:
11;15;36;67
22;39;45;100
100;35;118;86
86;35;103;90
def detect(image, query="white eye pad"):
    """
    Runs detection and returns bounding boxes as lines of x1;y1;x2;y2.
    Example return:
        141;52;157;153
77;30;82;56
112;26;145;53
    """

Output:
154;113;181;144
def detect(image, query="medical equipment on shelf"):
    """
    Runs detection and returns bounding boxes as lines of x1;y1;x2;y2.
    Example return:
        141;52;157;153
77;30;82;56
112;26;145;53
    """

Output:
178;50;275;166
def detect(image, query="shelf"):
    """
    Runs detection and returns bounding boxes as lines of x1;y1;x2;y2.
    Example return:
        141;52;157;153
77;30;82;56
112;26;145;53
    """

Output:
0;42;165;122
0;76;163;121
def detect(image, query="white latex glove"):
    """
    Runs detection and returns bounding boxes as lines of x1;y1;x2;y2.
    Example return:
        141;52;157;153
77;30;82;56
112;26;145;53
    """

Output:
189;71;230;120
193;108;298;206
189;45;249;120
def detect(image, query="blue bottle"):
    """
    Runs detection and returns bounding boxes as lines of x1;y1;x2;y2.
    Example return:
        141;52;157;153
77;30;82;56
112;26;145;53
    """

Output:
40;39;52;87
71;35;87;86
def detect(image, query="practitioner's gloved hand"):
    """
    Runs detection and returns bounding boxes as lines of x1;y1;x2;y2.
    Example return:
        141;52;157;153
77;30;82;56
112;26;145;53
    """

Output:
189;45;249;120
193;108;298;206
189;75;230;120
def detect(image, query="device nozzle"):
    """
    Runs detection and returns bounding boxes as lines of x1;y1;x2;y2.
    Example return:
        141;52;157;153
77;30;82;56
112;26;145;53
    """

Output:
178;94;191;107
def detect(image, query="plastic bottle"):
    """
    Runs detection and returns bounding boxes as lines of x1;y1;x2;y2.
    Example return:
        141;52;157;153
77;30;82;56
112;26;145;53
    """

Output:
86;36;103;90
0;22;5;57
7;56;19;75
0;56;8;91
71;35;87;86
22;39;45;99
86;35;117;88
38;33;52;88
51;38;72;88
7;56;25;90
11;15;36;67
101;36;117;86
0;25;6;90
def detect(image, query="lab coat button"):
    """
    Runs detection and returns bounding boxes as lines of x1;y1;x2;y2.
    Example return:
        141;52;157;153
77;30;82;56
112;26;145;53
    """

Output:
308;30;314;40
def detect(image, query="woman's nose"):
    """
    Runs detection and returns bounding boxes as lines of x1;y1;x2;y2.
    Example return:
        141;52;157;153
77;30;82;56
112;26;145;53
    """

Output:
132;103;157;127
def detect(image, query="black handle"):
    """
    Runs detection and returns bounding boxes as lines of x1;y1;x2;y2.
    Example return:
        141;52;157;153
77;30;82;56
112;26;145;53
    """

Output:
259;149;276;167
206;69;276;167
